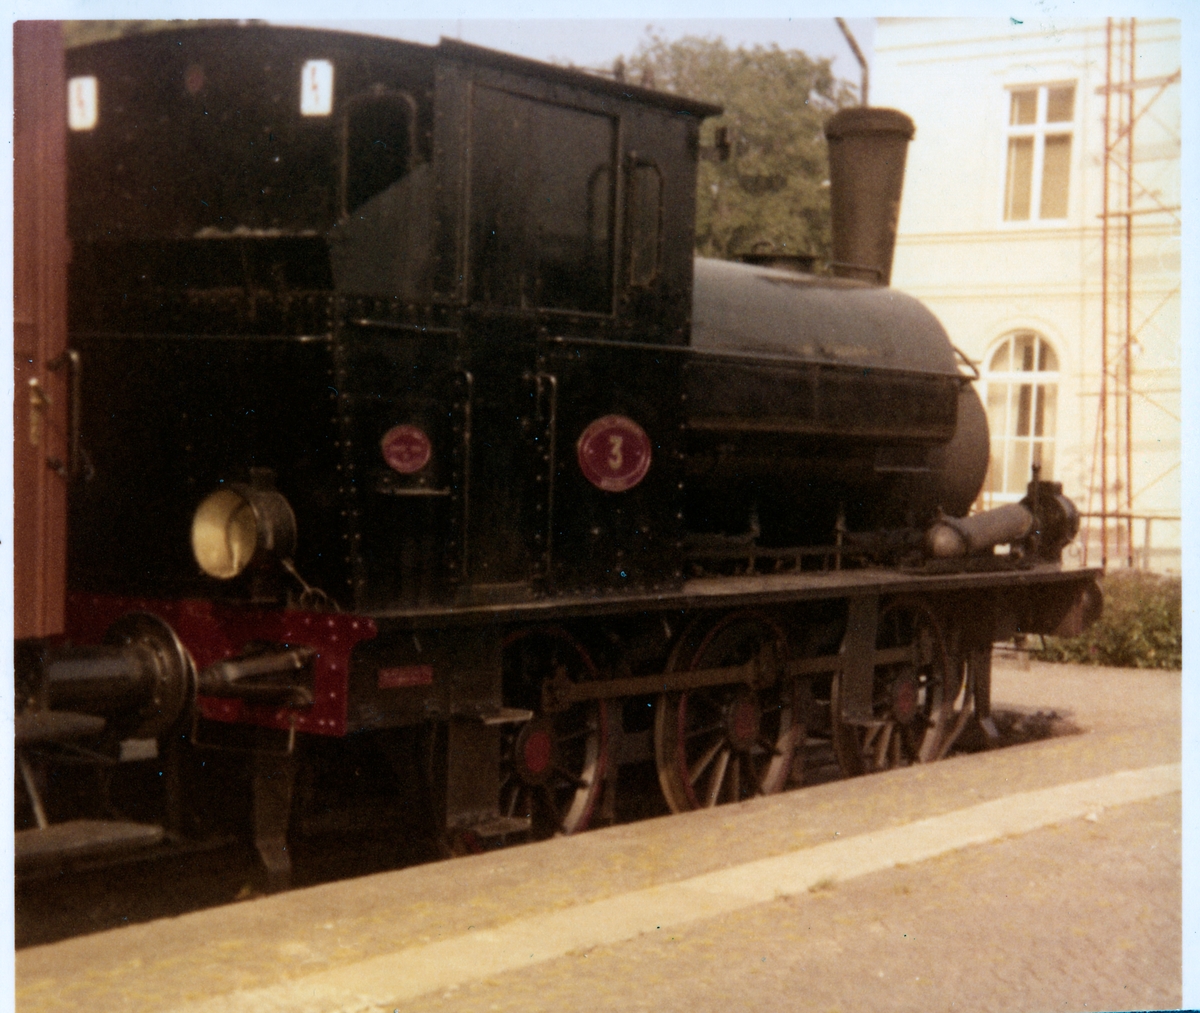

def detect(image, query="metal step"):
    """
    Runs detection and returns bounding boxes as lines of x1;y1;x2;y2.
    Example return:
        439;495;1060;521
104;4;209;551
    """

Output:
15;710;105;745
469;815;532;839
16;820;164;872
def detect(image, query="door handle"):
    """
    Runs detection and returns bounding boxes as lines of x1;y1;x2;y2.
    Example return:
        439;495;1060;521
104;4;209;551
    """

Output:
46;348;82;480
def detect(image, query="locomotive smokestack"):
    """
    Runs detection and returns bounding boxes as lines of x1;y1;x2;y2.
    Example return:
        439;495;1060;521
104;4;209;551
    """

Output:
824;107;915;286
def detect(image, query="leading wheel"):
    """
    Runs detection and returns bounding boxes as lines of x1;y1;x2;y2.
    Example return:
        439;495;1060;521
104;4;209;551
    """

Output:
499;629;609;839
655;612;802;812
830;598;956;776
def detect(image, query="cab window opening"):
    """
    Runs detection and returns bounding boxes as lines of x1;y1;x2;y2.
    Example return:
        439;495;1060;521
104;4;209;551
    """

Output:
344;91;417;215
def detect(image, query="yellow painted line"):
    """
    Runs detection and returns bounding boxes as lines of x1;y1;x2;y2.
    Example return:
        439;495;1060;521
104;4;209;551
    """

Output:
155;763;1182;1013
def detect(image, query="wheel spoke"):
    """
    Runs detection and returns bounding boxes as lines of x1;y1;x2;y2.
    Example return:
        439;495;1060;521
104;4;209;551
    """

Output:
684;721;726;740
756;735;783;757
538;783;564;829
936;700;975;762
729;753;741;802
872;722;894;769
705;748;731;807
688;736;727;786
552;764;590;791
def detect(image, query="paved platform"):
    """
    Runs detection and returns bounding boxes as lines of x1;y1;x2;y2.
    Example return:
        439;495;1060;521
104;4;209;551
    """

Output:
15;659;1183;1013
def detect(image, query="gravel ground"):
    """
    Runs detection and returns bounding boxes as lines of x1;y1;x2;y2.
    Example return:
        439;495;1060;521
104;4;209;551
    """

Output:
396;791;1181;1013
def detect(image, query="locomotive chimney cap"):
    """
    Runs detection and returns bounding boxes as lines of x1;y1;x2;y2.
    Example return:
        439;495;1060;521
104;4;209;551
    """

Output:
824;107;915;141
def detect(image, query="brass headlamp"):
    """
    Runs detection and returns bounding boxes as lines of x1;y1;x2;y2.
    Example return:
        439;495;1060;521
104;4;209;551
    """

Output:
191;476;296;580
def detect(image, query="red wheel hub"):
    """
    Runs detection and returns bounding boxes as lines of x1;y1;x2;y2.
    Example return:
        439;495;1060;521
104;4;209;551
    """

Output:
516;720;556;783
524;730;552;773
891;675;919;724
726;693;762;751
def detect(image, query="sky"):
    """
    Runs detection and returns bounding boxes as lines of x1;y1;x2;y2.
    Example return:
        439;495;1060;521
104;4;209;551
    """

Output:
269;18;874;84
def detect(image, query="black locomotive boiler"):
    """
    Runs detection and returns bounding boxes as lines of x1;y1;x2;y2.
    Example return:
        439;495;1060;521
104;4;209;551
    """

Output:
15;24;1100;887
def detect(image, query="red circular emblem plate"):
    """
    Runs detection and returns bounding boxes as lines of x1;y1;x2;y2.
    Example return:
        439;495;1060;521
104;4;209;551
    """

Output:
381;425;432;474
577;415;652;493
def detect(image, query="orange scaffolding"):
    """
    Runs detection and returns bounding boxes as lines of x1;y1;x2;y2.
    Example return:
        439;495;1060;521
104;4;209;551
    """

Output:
1086;17;1181;569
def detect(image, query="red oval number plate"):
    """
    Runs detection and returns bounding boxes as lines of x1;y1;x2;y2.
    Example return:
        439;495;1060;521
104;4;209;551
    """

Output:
381;425;432;474
577;415;652;492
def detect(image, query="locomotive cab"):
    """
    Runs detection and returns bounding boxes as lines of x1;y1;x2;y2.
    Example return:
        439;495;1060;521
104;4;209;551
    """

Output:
65;27;719;613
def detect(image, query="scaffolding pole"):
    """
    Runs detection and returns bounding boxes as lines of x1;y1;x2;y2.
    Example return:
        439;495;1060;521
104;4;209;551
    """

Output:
1089;18;1179;571
1123;20;1136;568
1095;17;1111;566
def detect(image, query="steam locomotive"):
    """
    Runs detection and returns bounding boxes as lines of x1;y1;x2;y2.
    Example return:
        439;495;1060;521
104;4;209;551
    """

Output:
14;24;1100;888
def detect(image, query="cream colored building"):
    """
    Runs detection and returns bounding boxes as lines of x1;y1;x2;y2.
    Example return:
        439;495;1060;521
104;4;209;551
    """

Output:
873;18;1181;571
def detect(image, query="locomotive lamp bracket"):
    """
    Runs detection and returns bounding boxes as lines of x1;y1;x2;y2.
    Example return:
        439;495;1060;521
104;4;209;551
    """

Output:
952;345;981;383
699;125;731;162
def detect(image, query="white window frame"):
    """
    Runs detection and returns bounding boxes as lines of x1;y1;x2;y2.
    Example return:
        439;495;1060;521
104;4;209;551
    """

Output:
1002;82;1076;224
982;332;1061;502
68;76;99;131
300;59;335;117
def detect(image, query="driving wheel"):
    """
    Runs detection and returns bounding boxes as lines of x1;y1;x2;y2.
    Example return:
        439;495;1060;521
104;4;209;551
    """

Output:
655;612;802;812
499;628;609;838
830;598;954;776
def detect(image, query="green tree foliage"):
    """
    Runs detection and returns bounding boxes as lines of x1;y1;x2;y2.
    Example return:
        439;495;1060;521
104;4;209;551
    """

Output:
624;34;855;261
1033;571;1181;669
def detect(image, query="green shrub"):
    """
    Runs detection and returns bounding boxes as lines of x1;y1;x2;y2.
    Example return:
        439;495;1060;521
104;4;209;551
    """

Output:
1032;570;1181;669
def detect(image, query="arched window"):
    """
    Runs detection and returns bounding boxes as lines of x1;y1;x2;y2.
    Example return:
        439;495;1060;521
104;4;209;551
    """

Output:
983;332;1059;496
